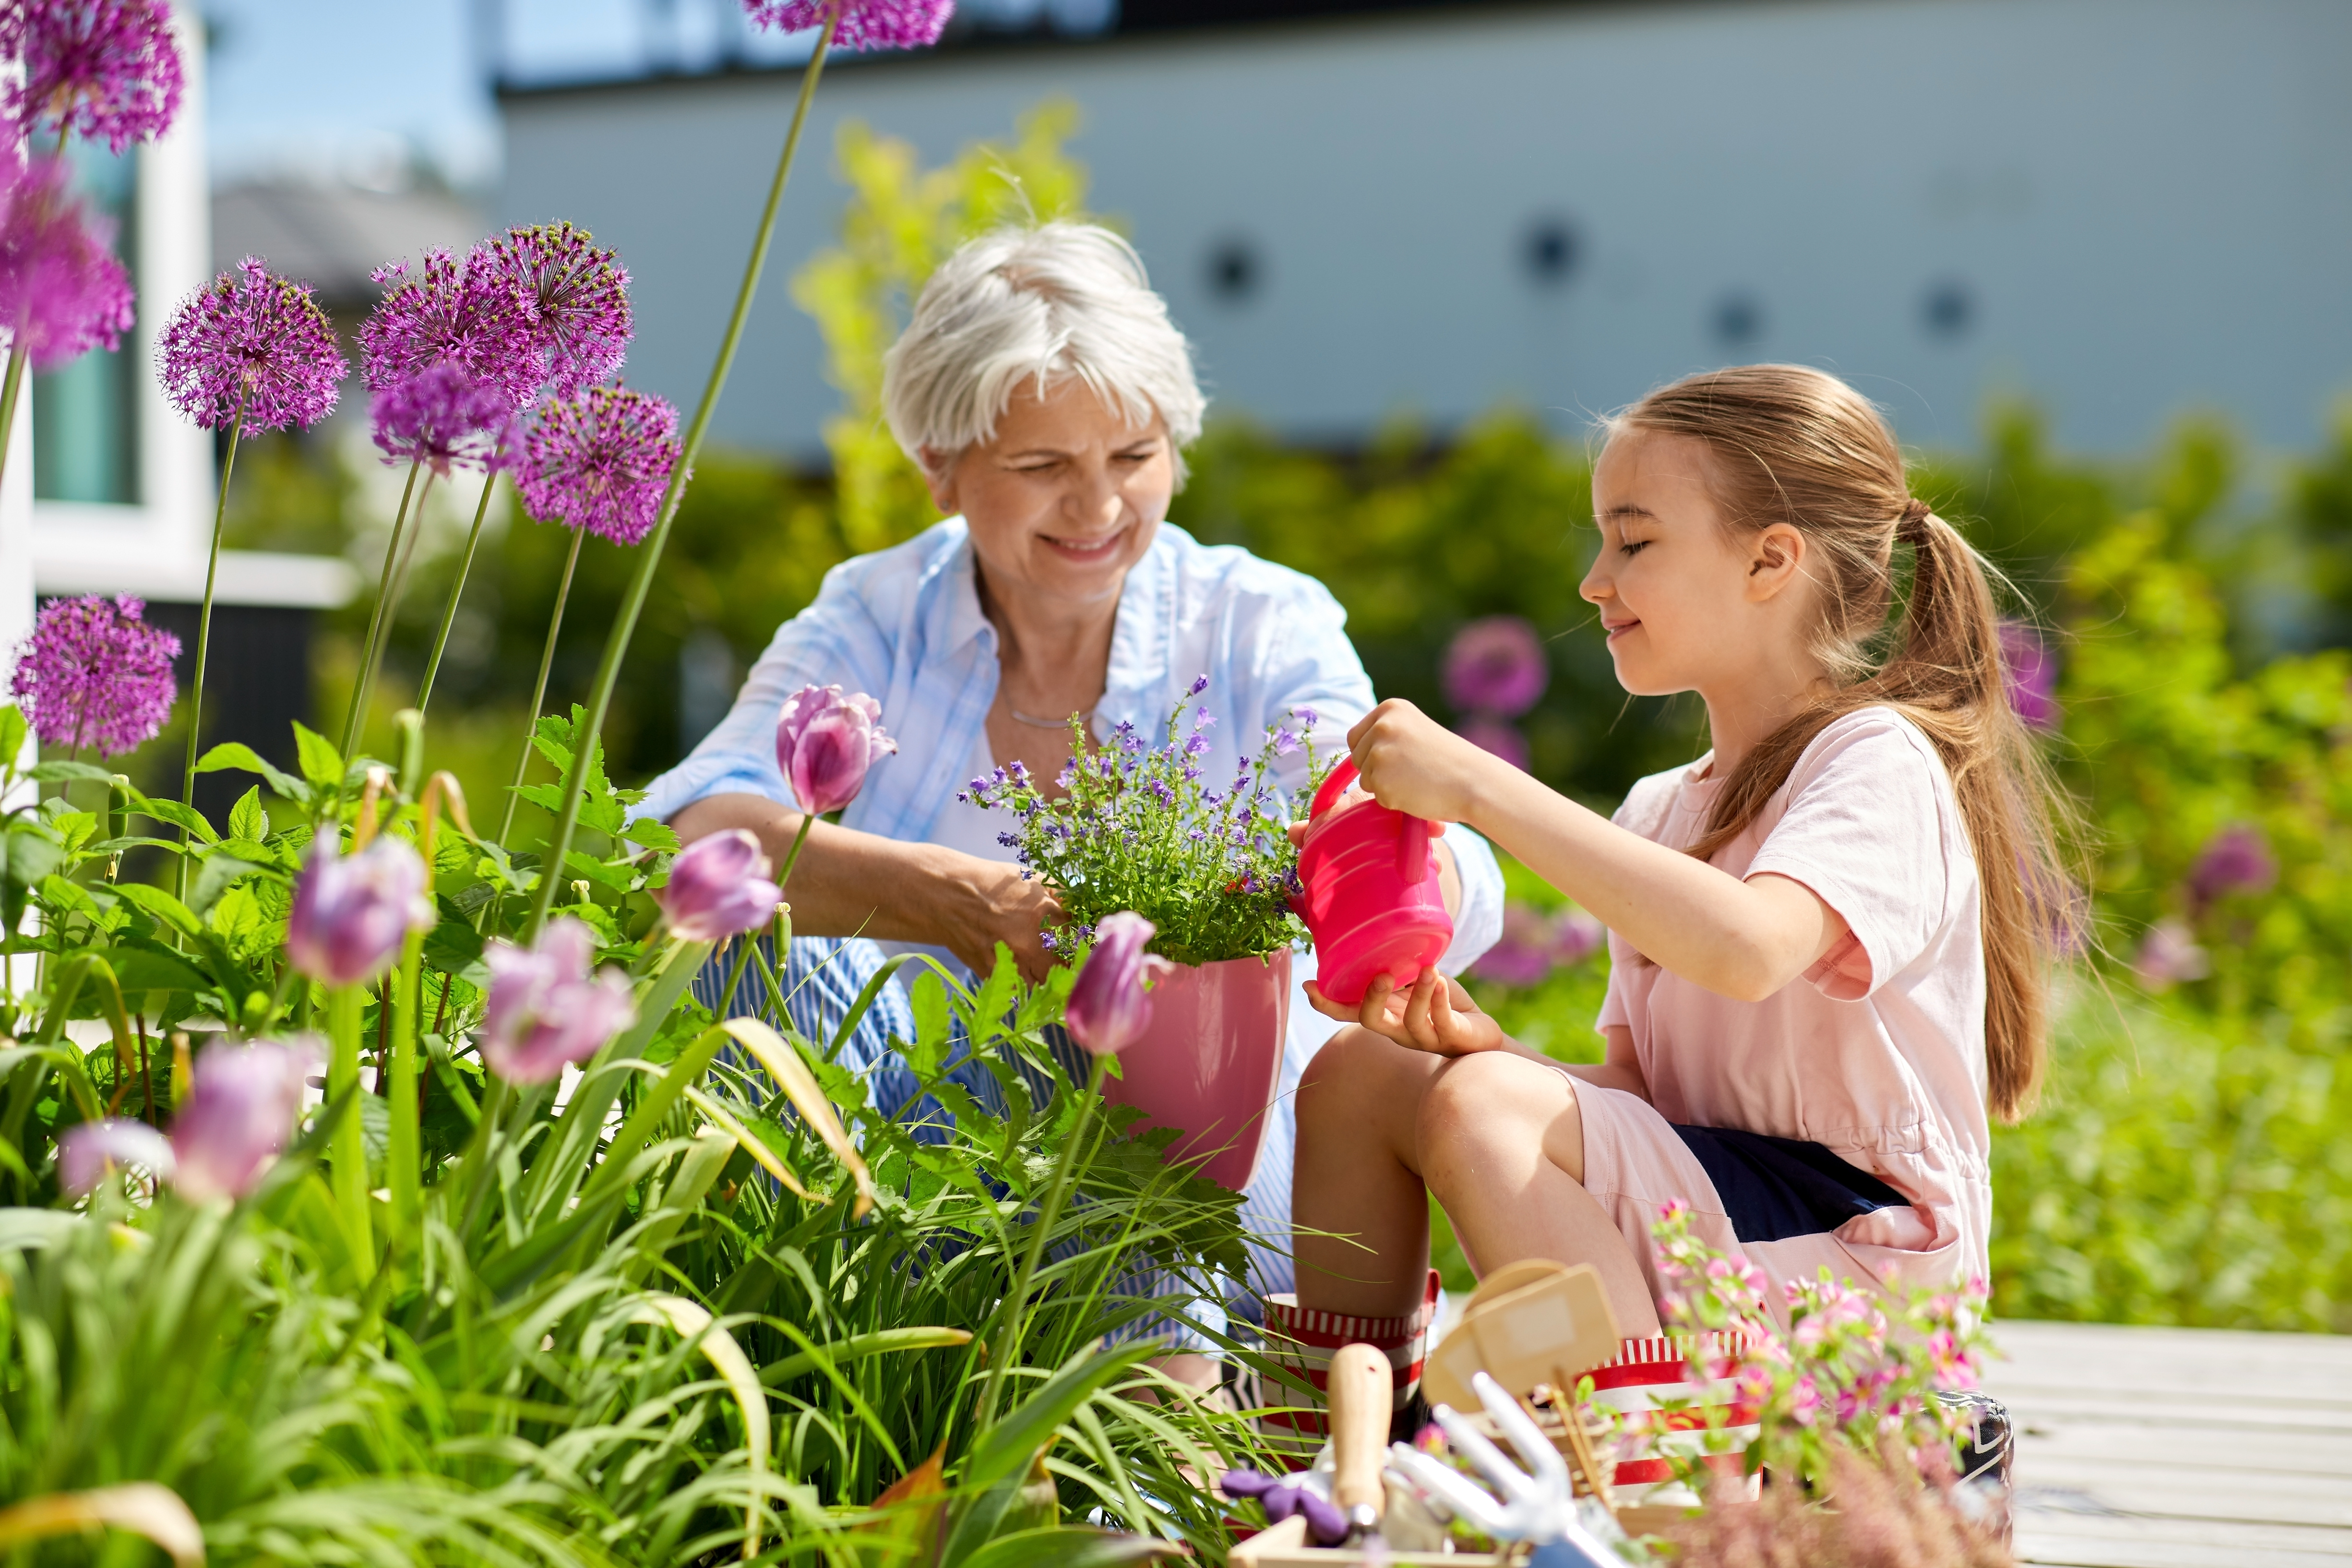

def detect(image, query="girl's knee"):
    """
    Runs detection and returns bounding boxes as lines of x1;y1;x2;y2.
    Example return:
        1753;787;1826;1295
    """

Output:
1416;1051;1575;1158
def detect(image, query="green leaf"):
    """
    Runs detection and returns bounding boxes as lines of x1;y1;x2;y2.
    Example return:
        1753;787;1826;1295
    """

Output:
227;786;266;842
188;854;262;916
292;723;344;791
963;1342;1156;1493
622;816;680;852
195;742;309;802
758;1326;974;1387
421;918;484;979
0;706;26;771
112;882;205;938
136;797;219;845
968;944;1021;1046
26;760;118;784
6;827;63;889
97;946;209;994
907;970;951;1080
958;1530;1185;1568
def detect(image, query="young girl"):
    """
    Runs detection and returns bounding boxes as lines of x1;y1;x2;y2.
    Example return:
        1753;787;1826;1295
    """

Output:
1275;364;2065;1415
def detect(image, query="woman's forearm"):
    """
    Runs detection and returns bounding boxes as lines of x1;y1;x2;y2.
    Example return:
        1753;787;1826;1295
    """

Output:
668;793;1061;977
1463;766;1841;1002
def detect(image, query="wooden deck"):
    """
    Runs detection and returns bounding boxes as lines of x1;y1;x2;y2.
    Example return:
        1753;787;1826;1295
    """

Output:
1982;1319;2352;1568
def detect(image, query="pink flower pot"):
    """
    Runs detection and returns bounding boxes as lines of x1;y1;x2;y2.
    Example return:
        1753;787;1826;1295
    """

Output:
1100;947;1291;1191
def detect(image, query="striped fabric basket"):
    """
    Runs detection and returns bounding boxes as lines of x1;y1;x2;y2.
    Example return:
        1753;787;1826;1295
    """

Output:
1584;1330;1762;1507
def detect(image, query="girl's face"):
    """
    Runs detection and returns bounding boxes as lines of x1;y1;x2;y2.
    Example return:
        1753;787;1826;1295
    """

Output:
926;375;1175;610
1580;430;1810;698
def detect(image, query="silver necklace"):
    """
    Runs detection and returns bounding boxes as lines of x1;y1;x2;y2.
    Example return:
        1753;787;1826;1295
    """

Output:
1003;703;1091;730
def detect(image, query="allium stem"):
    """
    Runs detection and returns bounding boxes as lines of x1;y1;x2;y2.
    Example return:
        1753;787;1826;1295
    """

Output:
176;402;245;901
498;524;585;847
416;467;499;717
341;455;423;760
327;982;375;1263
523;10;838;937
0;346;27;502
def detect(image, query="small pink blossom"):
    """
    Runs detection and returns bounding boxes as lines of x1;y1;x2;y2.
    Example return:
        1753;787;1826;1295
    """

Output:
59;1117;173;1196
660;828;785;941
775;684;897;817
172;1040;313;1202
286;835;435;988
1064;911;1173;1057
481;918;637;1084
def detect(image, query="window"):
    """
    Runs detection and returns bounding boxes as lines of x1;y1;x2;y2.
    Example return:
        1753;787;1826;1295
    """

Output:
33;136;138;506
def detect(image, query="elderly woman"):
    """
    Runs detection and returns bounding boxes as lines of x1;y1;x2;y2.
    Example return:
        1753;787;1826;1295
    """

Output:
639;222;1501;1376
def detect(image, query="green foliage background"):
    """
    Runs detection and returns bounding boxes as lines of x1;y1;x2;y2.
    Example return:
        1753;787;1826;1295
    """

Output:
206;105;2352;1334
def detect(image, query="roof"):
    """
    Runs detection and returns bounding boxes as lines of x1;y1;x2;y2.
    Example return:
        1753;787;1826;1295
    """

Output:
211;179;485;312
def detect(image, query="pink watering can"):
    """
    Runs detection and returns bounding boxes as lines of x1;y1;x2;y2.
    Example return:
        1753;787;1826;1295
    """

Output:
1293;758;1454;1008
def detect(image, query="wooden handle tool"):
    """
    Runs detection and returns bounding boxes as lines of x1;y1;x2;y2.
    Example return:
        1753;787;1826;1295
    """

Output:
1326;1342;1392;1545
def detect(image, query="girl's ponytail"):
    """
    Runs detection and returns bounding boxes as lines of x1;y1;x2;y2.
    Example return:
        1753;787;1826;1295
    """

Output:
1610;366;2074;1121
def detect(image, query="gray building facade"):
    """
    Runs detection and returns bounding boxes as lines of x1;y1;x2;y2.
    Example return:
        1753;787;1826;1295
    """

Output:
498;0;2352;461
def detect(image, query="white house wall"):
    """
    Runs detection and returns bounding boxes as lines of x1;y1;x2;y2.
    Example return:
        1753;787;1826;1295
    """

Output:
499;0;2352;460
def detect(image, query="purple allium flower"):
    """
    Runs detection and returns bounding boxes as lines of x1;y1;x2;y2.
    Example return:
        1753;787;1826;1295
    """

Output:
171;1039;313;1203
0;153;132;371
155;257;346;432
370;363;516;476
741;0;953;51
1998;620;2059;730
660;827;784;941
1;0;184;154
1443;615;1549;719
1456;714;1530;772
358;244;540;413
1064;910;1172;1056
2132;918;2209;991
2188;824;2275;909
59;1116;173;1197
775;683;897;816
9;593;179;755
479;221;632;401
480;918;637;1084
286;835;436;988
512;384;681;545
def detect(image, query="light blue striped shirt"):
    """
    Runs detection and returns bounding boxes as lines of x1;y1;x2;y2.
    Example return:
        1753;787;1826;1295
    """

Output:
640;516;1504;1317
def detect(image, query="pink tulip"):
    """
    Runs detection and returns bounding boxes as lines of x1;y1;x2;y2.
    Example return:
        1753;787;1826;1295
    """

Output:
1063;911;1173;1057
480;918;637;1085
286;835;436;987
2133;918;2209;990
173;1040;314;1202
660;828;784;941
59;1117;175;1197
775;683;896;817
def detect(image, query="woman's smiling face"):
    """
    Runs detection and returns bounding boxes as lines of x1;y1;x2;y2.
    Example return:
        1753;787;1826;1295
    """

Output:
1581;430;1775;698
928;375;1174;608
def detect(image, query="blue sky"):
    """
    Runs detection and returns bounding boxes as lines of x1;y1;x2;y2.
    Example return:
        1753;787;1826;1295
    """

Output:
202;0;821;188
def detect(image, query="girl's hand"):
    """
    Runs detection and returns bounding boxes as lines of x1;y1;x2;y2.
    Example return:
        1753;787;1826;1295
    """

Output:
1306;967;1506;1057
1348;699;1499;825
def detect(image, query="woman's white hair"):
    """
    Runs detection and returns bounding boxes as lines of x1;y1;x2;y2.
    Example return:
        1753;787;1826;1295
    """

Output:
882;222;1206;481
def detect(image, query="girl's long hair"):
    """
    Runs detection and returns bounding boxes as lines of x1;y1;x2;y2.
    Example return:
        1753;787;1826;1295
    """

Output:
1605;365;2073;1121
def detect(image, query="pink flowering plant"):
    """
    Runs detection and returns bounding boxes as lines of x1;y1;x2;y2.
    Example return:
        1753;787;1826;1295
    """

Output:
965;680;1332;965
1640;1202;1993;1495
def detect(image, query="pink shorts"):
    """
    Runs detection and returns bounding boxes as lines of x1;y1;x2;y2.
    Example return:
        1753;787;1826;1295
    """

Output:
1570;1078;1966;1328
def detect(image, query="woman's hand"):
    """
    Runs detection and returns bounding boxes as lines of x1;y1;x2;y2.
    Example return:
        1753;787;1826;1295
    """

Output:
926;854;1065;985
1306;967;1505;1057
1348;699;1503;826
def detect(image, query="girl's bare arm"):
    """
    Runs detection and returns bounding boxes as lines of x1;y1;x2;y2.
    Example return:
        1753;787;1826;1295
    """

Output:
1348;701;1849;1003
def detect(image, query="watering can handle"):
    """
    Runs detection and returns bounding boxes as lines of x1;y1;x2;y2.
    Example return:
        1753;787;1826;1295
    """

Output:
1309;757;1358;822
1397;813;1431;879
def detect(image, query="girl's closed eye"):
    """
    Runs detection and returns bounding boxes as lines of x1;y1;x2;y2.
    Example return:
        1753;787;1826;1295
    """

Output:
1620;537;1651;557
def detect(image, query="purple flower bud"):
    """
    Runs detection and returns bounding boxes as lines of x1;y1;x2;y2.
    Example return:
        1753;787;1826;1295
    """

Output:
1063;910;1173;1057
1187;674;1209;697
2188;824;2276;908
1999;621;2060;730
59;1117;174;1197
481;918;638;1085
775;683;897;817
172;1040;314;1203
1443;615;1549;719
1289;705;1318;730
660;828;784;941
286;836;435;988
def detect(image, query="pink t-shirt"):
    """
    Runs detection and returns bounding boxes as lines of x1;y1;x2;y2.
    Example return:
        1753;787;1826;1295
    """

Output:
1596;706;1991;1280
